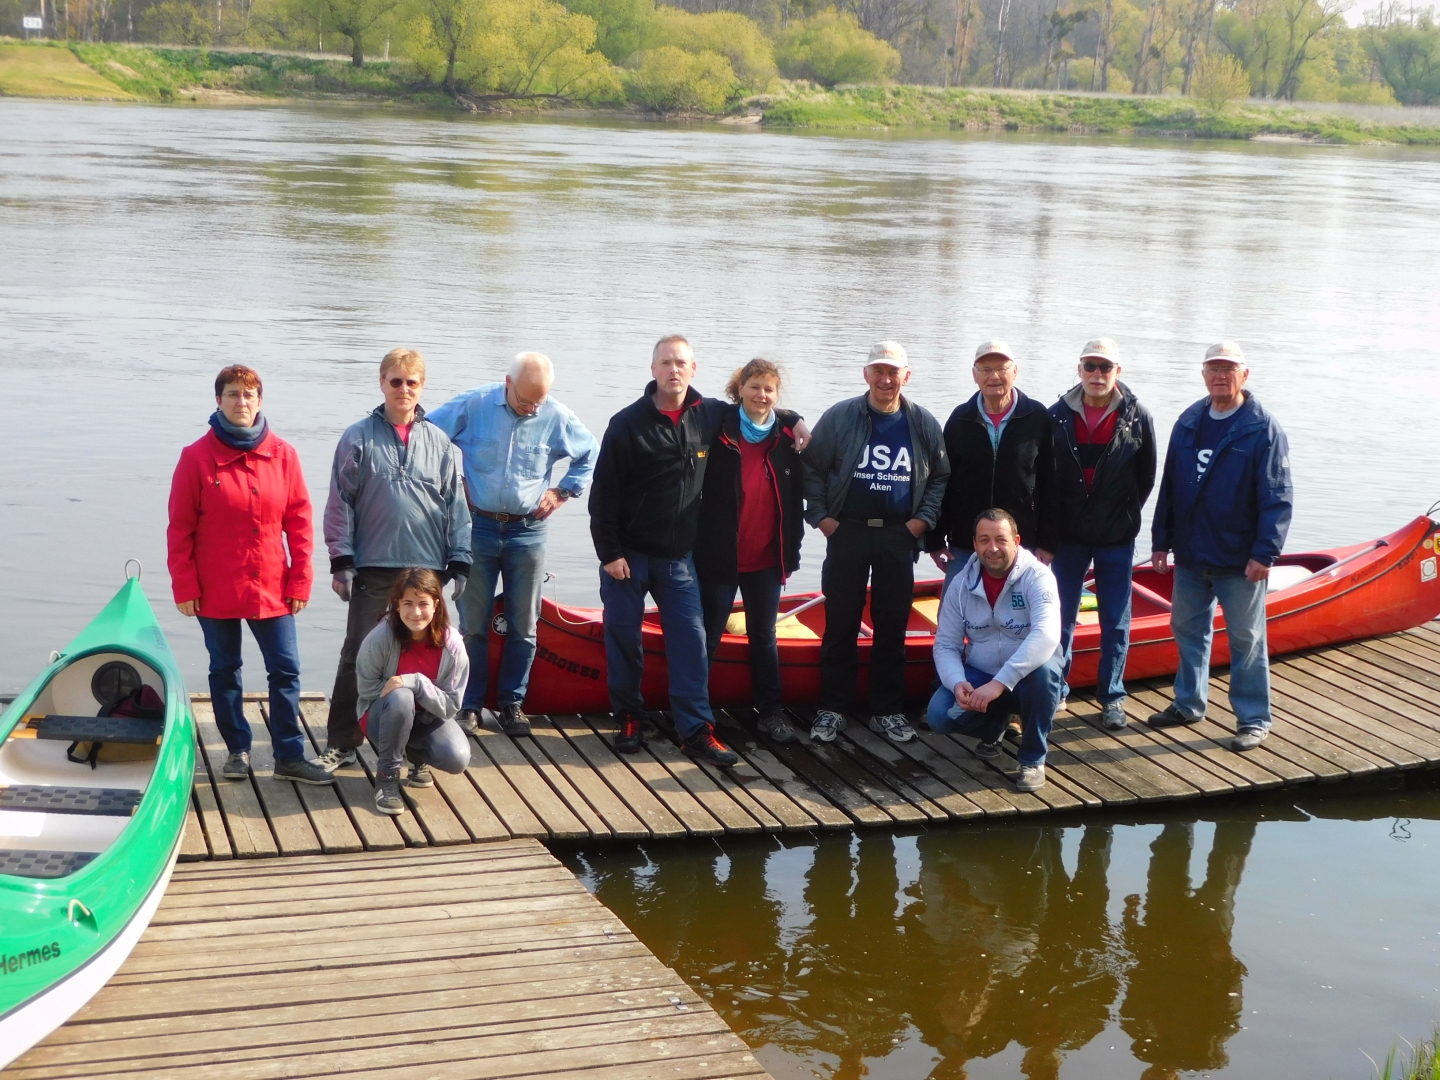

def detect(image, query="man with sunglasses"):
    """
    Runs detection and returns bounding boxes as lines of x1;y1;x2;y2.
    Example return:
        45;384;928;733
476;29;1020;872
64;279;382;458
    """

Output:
427;352;597;737
927;341;1058;586
320;347;472;771
1046;338;1157;731
1148;342;1293;751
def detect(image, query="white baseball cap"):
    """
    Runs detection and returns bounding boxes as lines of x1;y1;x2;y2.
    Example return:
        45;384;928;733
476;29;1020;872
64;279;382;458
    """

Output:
867;341;909;368
1204;341;1247;366
1080;337;1121;363
973;339;1015;364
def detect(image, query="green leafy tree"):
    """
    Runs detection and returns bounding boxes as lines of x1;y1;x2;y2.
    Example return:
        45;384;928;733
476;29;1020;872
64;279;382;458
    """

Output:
561;0;654;63
1365;14;1440;104
1191;50;1249;107
141;0;215;43
649;6;776;90
775;8;900;83
627;42;735;110
319;0;399;65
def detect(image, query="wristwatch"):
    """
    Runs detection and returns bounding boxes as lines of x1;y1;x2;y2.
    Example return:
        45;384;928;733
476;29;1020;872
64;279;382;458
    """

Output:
555;488;572;501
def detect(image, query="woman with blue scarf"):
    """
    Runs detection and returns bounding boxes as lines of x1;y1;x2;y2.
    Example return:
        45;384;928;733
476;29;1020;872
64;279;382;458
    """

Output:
167;365;333;786
693;359;806;743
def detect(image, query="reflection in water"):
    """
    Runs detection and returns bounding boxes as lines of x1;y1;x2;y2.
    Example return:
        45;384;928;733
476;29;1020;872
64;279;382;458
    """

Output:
1120;822;1253;1078
570;782;1440;1079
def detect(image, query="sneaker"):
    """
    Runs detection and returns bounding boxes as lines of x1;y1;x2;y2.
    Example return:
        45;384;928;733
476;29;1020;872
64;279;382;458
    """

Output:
613;711;645;754
683;727;740;767
1056;697;1068;712
407;762;435;788
809;710;847;743
973;738;1002;759
455;709;481;735
757;713;799;743
316;745;358;772
1230;727;1269;751
1147;704;1201;728
1100;701;1128;731
1016;763;1046;791
1004;715;1023;742
374;772;404;815
497;704;531;736
273;758;336;785
221;751;250;780
868;713;916;744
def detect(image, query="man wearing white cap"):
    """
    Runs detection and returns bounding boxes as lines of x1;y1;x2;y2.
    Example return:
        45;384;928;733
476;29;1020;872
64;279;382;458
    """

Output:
1046;338;1157;731
801;341;950;744
1148;342;1293;751
927;340;1058;585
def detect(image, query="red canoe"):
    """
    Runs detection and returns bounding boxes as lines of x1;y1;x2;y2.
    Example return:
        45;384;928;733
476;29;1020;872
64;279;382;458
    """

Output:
484;514;1440;715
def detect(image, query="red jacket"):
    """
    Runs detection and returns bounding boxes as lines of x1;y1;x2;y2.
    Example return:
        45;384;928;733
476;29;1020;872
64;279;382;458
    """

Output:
167;428;314;620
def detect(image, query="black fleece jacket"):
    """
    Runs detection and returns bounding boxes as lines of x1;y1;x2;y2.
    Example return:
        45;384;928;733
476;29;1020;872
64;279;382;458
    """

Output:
588;383;729;564
1046;382;1157;548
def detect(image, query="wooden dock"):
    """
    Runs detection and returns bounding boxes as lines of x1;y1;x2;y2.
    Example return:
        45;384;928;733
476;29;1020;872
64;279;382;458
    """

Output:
171;624;1440;856
9;841;772;1080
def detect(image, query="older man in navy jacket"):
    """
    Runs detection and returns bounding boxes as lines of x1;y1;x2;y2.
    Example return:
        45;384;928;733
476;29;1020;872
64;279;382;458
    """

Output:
1147;342;1293;751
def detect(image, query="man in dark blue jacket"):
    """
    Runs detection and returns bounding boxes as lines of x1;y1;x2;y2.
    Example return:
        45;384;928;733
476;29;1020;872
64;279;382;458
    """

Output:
1147;342;1293;751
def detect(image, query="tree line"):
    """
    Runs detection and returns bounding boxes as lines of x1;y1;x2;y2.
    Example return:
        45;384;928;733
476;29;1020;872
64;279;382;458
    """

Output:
5;0;1439;107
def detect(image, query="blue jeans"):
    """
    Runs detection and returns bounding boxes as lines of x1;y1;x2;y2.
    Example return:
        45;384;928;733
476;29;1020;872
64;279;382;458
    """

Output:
458;514;548;710
197;615;306;762
600;550;715;740
699;565;784;717
1052;541;1134;705
1170;565;1270;731
368;688;471;777
925;657;1064;766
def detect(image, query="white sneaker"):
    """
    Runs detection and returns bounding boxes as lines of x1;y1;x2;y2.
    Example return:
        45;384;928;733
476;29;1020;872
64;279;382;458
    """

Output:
868;713;915;744
1016;763;1046;791
809;710;847;743
316;745;357;773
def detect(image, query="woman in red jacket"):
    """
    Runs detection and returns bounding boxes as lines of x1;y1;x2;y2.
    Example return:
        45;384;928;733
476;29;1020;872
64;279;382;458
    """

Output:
167;365;332;786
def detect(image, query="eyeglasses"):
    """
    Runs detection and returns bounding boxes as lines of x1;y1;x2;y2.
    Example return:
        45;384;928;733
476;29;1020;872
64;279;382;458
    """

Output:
387;377;422;390
974;364;1013;376
1082;361;1115;373
221;389;260;402
1202;363;1243;375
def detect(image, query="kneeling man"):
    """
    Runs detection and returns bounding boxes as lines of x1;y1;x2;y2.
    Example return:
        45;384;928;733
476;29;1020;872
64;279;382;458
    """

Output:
925;509;1063;791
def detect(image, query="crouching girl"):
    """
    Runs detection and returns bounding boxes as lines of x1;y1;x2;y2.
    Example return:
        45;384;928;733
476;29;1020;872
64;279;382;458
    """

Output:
356;568;472;815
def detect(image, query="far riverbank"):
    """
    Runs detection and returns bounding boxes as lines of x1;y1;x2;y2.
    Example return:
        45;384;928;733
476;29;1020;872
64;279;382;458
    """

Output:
5;38;1440;146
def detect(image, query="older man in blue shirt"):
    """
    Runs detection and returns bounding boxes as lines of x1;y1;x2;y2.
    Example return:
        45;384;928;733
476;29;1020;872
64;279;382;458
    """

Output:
428;352;598;736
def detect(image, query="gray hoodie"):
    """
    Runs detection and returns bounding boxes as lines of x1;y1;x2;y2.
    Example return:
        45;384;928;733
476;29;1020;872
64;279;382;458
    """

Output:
934;546;1061;692
324;405;471;572
355;621;469;723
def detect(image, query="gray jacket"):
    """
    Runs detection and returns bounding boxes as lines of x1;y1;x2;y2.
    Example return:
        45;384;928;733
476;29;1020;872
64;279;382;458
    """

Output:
324;405;471;573
355;622;469;723
934;546;1061;691
801;393;950;527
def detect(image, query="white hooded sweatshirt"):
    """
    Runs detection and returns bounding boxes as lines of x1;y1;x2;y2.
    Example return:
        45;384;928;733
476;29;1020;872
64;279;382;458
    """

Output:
934;546;1062;692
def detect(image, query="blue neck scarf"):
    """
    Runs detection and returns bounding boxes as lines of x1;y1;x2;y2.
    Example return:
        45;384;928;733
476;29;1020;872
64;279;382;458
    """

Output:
210;410;269;452
739;408;776;444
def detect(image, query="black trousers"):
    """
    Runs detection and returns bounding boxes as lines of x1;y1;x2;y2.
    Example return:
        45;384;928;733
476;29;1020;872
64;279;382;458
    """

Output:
819;520;916;715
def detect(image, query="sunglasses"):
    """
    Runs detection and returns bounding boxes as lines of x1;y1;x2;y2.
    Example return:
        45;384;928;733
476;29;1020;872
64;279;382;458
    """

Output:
387;377;422;389
1082;361;1115;373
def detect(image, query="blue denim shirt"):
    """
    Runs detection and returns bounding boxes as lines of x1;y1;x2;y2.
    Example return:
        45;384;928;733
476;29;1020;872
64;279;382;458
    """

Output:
427;382;598;517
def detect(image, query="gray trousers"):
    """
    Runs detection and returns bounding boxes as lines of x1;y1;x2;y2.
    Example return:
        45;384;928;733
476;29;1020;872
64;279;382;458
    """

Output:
327;567;405;751
368;688;471;777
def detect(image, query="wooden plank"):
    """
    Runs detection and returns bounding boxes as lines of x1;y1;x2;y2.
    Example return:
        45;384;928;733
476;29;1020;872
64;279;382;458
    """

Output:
547;714;687;839
474;727;591;840
528;716;650;840
241;701;322;857
713;710;847;829
1345;639;1440;698
510;728;614;839
1065;695;1238;797
1213;673;1387;778
1045;707;1200;802
296;700;405;852
837;722;985;819
785;707;930;824
190;699;278;858
259;701;363;854
189;732;234;861
575;714;725;837
638;714;772;834
352;737;435;846
1369;633;1440;679
429;763;513;842
982;730;1097;811
1325;642;1440;724
1142;681;1312;785
1191;683;1344;784
1285;656;1440;754
1260;678;1418;770
461;733;549;840
1125;685;1281;790
179;795;210;861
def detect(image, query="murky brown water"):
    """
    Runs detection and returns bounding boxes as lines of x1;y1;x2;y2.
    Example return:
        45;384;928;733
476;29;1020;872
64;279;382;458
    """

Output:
2;101;1439;1076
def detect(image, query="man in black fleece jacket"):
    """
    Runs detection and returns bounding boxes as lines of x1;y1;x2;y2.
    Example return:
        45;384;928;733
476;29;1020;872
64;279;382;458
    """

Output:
928;339;1058;583
588;335;740;767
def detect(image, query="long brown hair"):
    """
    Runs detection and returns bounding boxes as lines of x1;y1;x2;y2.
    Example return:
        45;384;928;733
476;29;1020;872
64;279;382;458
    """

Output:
385;568;450;648
725;357;783;404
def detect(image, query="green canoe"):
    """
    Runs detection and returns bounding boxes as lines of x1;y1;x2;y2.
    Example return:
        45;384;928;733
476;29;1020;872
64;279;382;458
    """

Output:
0;575;194;1067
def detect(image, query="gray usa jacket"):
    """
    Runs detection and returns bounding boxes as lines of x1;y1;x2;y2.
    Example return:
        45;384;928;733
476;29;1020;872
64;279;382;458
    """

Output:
324;405;472;574
801;393;950;527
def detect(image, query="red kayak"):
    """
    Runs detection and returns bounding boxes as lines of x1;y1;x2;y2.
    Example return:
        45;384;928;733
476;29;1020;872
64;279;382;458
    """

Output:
485;514;1440;715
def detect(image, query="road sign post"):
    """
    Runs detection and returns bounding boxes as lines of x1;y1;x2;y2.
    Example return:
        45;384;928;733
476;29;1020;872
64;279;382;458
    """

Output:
23;15;44;37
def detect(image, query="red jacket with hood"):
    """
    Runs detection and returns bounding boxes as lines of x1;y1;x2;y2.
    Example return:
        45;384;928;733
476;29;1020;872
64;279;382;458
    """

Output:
167;428;314;619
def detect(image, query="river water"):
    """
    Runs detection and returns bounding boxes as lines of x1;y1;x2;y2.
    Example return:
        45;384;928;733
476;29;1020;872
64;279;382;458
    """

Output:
2;99;1439;1074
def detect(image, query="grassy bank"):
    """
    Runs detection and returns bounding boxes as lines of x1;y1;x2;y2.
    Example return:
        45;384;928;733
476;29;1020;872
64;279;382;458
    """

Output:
4;38;1440;145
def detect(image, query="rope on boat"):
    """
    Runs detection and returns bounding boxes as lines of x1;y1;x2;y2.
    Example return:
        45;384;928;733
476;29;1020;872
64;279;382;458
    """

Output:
124;559;142;581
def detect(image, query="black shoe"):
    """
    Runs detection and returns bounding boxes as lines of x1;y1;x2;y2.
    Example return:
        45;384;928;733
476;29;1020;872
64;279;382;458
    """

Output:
455;709;481;735
273;758;337;786
1147;704;1202;728
1003;715;1023;742
613;711;645;754
497;703;531;736
684;726;740;767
